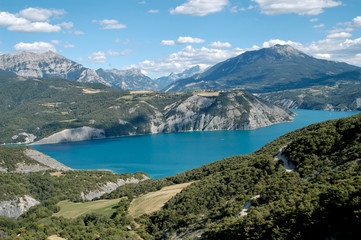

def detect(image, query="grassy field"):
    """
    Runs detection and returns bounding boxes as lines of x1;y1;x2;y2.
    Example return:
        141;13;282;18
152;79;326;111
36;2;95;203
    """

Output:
128;182;194;217
53;198;123;219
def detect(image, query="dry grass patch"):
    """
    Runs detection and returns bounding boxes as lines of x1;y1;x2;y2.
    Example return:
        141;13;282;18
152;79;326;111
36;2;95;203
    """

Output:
128;182;194;217
49;171;63;177
47;235;67;240
82;88;103;94
53;198;122;219
195;91;220;97
130;90;154;94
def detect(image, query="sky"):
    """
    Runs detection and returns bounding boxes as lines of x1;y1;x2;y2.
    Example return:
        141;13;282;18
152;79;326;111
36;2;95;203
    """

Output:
0;0;361;78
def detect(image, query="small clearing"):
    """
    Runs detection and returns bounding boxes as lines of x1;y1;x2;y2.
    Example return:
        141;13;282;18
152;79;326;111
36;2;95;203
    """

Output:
128;182;194;217
82;88;103;94
130;90;154;94
47;235;66;240
53;198;122;219
195;91;220;97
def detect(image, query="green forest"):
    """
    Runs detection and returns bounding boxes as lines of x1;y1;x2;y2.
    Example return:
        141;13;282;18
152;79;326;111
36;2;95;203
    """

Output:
0;113;360;239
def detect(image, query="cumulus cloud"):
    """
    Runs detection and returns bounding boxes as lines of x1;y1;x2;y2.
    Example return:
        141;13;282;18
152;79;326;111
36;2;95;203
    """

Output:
148;9;159;13
14;41;56;53
59;21;74;29
353;16;361;26
107;49;132;56
0;10;62;33
64;44;75;48
18;7;65;21
327;32;352;38
161;36;205;45
93;19;126;29
208;41;232;48
310;18;318;22
88;51;107;63
253;0;342;16
8;22;61;32
131;45;244;77
170;0;229;16
73;30;85;35
161;40;176;46
313;24;325;28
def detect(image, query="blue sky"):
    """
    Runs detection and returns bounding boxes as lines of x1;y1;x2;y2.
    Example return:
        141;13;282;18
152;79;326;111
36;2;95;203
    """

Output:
1;0;361;78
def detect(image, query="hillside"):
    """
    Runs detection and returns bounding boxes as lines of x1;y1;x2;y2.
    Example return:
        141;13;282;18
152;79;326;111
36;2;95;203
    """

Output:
0;73;293;144
0;111;359;239
165;45;360;93
126;112;360;239
258;74;361;110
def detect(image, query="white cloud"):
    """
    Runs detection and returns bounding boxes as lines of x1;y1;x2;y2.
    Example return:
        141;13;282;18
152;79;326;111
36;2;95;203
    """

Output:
93;19;126;29
8;21;61;32
313;24;325;28
14;41;56;53
0;10;61;33
253;0;342;16
64;44;75;48
327;32;352;38
314;53;331;59
208;41;232;48
262;39;303;49
19;7;65;21
161;40;176;45
73;30;84;35
107;49;132;56
170;0;229;16
161;36;205;46
51;40;60;45
88;51;107;63
59;22;74;29
148;9;159;13
310;18;318;22
139;1;146;4
353;16;361;27
131;45;244;77
177;36;205;44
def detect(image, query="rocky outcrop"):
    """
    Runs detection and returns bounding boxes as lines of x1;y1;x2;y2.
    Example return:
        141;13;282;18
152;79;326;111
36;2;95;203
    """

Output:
32;127;105;145
0;195;40;218
24;149;72;171
81;175;150;200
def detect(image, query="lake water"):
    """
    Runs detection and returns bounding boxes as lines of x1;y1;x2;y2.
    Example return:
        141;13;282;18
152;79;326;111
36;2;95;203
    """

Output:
33;110;359;178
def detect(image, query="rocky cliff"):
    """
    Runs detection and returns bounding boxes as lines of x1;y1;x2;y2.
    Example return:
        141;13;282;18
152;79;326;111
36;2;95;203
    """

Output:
0;195;40;218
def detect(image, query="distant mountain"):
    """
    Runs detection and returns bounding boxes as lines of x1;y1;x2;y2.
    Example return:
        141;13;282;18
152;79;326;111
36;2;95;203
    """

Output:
165;45;361;93
155;65;204;90
0;51;109;85
0;52;158;91
96;68;158;91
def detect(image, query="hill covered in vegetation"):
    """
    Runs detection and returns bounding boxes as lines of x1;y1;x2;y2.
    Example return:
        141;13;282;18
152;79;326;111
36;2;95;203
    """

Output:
0;73;293;144
0;113;360;239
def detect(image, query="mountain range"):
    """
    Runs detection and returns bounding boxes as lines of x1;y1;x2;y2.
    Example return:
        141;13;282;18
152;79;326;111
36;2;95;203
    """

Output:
164;44;361;93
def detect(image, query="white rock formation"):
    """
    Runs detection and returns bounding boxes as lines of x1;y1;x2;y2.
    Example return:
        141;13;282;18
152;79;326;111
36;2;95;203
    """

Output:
0;195;40;218
32;127;105;144
81;176;150;200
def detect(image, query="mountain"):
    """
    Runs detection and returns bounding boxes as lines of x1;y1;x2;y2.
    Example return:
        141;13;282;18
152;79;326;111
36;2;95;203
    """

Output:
165;45;361;93
0;51;109;85
96;68;158;91
0;112;360;239
0;51;159;91
155;65;204;90
0;74;293;144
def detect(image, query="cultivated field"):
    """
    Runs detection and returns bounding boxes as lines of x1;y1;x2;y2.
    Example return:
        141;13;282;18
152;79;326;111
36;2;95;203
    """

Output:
128;182;194;217
54;198;122;219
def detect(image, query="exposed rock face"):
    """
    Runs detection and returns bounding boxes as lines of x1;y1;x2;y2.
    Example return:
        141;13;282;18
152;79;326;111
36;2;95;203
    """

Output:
0;195;40;218
33;127;105;145
27;91;293;144
81;175;150;200
24;149;72;171
0;52;109;85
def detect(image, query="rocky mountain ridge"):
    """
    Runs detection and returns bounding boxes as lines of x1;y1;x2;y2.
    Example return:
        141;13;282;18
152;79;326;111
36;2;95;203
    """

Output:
165;45;361;93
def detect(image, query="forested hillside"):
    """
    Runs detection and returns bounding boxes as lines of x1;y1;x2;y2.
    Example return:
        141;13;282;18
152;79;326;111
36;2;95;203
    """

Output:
0;114;360;239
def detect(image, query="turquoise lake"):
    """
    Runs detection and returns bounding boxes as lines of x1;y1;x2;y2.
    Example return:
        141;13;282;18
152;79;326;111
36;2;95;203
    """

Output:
33;110;360;178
